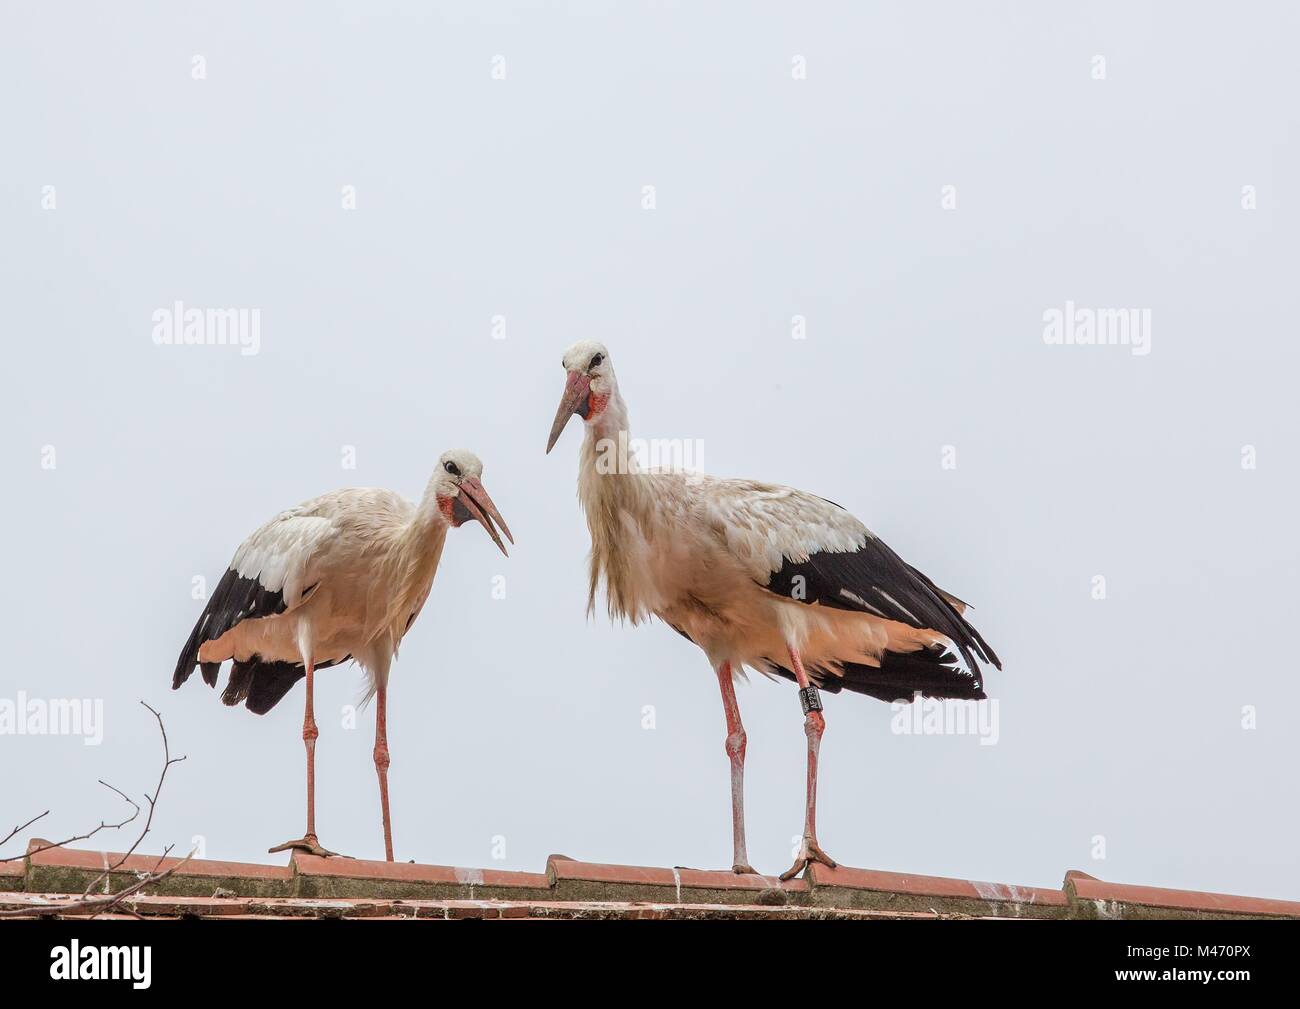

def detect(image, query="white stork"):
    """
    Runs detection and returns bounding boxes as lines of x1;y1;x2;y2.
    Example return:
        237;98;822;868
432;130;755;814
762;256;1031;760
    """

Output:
172;450;512;861
545;342;1000;879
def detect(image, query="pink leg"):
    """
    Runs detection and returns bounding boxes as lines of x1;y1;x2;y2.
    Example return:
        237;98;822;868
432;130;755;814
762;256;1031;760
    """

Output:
269;662;339;857
374;680;395;861
304;661;319;837
715;662;756;874
780;644;838;881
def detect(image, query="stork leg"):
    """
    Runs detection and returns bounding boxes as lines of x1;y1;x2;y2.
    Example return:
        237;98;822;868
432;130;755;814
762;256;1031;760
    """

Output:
779;644;838;881
373;680;395;861
270;661;341;858
715;662;756;874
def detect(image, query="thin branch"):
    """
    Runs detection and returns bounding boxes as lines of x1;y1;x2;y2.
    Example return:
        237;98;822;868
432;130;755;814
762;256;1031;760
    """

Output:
0;851;195;919
150;843;176;872
0;701;190;919
0;810;49;851
80;702;186;900
1;781;140;863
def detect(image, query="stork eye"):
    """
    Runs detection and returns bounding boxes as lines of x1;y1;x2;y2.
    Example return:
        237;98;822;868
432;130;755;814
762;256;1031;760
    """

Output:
444;461;461;477
589;353;603;369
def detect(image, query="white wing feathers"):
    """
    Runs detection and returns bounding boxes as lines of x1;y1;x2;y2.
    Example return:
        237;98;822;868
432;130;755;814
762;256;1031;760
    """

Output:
230;510;335;609
691;476;869;579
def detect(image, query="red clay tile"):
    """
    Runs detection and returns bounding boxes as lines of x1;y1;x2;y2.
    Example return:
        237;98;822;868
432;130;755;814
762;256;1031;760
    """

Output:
27;841;292;881
1068;873;1300;918
12;843;1298;919
809;863;1067;906
0;893;76;914
292;852;549;890
546;856;807;893
524;899;899;920
206;914;309;920
444;902;507;919
121;895;254;916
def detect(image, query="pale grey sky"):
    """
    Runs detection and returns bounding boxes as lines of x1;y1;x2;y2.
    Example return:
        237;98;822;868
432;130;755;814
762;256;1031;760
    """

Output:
2;1;1297;899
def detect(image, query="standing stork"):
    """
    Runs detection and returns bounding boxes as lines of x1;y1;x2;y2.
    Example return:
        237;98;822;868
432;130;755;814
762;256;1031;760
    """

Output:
172;450;512;861
545;343;999;879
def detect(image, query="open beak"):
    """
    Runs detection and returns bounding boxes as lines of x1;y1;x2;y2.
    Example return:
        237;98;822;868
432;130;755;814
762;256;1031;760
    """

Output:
545;371;591;454
455;476;513;557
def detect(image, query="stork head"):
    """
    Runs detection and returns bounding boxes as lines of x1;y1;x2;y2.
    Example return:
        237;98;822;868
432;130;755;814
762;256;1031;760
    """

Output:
432;449;513;556
546;340;614;454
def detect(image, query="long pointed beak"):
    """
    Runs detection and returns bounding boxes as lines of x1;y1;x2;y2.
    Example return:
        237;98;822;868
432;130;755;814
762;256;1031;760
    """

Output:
458;476;513;557
545;371;591;454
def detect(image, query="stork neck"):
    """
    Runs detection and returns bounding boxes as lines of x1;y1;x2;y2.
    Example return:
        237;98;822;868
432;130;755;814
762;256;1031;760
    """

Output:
393;496;449;598
577;389;654;518
574;386;654;620
403;490;452;562
413;480;451;530
581;388;635;473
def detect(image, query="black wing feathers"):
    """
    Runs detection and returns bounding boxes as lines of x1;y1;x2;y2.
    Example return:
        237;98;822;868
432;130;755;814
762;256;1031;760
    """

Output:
243;662;305;715
173;561;350;716
172;567;289;690
768;643;986;704
765;536;1000;674
220;656;349;715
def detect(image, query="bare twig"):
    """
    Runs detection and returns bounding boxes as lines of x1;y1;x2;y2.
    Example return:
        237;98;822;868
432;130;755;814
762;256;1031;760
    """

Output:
0;701;190;918
1;781;140;864
0;810;50;851
79;702;186;899
0;852;195;919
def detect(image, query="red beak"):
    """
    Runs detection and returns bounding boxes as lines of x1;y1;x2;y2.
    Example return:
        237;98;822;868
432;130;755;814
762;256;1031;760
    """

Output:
546;371;591;454
457;476;513;556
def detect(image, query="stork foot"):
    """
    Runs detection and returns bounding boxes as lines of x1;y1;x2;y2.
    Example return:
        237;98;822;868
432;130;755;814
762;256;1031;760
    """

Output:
778;839;837;881
268;833;346;858
732;862;759;875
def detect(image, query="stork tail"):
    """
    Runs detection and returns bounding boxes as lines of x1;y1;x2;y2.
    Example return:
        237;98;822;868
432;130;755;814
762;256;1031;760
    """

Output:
769;643;987;704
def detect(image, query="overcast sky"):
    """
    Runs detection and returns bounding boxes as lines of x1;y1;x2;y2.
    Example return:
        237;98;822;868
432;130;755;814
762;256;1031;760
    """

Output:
2;1;1297;899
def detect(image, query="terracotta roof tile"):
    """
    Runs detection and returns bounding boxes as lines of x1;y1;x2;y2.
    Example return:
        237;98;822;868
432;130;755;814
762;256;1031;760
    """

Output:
4;839;1297;920
1065;870;1300;920
23;837;293;898
292;852;551;900
0;857;24;887
28;838;291;880
0;891;926;920
808;863;1067;917
546;854;806;903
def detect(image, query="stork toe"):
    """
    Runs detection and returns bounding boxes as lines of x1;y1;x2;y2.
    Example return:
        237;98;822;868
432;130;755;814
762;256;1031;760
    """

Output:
268;834;347;858
778;840;837;881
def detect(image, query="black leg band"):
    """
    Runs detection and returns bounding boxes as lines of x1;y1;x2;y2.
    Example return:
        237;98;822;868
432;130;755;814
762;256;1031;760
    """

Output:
799;685;823;715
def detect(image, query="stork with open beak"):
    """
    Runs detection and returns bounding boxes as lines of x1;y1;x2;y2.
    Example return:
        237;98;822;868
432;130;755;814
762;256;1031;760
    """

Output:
172;450;512;861
546;343;999;879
